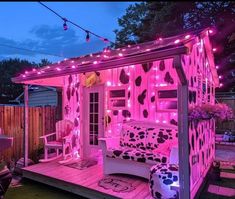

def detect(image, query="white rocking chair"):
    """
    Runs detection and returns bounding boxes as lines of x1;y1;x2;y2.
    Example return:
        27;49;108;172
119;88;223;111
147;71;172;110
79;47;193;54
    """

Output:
39;120;74;163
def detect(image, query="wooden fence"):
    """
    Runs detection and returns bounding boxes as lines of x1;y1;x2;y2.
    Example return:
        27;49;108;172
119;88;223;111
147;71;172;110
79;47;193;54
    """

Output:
0;105;61;162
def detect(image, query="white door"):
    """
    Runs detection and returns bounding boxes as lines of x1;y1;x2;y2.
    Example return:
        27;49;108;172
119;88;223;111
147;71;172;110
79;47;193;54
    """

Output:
82;84;104;160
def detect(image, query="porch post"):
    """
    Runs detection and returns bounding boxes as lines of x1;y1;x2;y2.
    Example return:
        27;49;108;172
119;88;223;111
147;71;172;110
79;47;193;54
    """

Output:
174;56;190;199
24;84;29;167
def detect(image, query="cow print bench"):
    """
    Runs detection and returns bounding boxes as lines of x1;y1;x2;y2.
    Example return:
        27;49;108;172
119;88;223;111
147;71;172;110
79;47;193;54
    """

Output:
150;164;179;199
100;121;178;179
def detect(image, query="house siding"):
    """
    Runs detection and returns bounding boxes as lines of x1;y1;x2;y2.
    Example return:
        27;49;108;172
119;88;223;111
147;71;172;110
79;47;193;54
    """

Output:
28;90;58;107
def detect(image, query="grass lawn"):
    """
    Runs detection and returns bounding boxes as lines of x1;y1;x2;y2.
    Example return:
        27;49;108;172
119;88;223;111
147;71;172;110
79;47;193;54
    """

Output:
5;178;86;199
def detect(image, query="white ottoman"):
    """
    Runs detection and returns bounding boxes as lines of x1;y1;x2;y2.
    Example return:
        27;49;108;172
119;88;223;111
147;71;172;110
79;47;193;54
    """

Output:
149;164;179;199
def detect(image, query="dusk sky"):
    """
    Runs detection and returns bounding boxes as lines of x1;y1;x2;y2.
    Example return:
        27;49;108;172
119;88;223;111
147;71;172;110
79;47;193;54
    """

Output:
0;2;135;63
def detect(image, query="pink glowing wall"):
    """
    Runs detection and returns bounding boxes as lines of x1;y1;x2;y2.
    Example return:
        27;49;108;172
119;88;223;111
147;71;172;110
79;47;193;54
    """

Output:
61;58;179;155
63;74;81;155
181;35;216;198
99;60;179;137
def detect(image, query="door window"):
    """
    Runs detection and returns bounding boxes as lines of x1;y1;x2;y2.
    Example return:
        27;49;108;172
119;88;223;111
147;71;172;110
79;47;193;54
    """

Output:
89;92;99;145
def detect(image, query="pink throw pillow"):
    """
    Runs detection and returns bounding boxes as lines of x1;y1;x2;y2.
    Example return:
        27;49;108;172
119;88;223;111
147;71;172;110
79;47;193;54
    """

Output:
152;145;171;157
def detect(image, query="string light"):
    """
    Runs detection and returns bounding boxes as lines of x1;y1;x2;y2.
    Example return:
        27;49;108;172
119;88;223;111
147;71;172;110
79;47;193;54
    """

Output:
63;18;68;30
18;27;218;78
86;31;90;42
38;2;114;44
174;39;180;44
185;35;190;39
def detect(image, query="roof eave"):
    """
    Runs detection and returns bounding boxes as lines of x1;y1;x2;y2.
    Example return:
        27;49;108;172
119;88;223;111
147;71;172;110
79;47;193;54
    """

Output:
12;45;188;84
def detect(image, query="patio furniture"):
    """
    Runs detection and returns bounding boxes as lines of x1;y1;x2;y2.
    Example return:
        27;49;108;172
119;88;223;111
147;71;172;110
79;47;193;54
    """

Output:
0;128;13;199
149;164;179;199
0;129;13;152
39;120;74;162
0;167;12;199
100;121;178;179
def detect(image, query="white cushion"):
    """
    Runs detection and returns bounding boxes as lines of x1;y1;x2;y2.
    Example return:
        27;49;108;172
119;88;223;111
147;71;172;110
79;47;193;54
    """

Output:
169;146;178;164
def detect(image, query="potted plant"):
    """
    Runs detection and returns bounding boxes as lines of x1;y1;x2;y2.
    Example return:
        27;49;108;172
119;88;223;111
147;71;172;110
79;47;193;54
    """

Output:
189;103;233;122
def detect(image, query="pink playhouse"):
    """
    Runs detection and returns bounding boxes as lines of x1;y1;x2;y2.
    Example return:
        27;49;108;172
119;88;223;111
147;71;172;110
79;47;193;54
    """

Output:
12;28;219;199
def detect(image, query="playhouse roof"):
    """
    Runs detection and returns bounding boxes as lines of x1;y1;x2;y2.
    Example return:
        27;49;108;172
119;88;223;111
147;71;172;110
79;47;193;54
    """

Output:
12;28;218;85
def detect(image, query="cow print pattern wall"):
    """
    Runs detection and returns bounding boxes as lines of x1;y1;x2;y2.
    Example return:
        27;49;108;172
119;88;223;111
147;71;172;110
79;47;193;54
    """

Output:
63;74;81;149
102;59;178;136
181;37;216;198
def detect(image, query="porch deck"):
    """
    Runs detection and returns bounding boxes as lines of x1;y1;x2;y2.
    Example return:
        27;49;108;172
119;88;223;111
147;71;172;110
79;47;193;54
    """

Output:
22;160;152;199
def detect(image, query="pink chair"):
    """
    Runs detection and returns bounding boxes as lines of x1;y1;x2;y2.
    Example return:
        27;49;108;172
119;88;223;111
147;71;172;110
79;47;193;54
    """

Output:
39;120;74;162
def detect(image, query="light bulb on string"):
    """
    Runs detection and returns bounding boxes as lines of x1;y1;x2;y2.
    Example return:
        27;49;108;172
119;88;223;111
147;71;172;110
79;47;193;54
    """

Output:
63;18;68;31
103;38;109;43
86;31;90;42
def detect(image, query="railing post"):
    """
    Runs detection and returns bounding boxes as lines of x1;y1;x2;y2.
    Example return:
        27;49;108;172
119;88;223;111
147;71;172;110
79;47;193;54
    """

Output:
24;84;29;167
174;55;190;199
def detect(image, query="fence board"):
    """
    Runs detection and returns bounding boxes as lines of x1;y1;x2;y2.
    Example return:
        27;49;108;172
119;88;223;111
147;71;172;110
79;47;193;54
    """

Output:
0;105;61;162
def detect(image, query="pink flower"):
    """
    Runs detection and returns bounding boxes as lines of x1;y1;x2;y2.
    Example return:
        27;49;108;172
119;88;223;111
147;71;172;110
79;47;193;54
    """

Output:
188;103;233;121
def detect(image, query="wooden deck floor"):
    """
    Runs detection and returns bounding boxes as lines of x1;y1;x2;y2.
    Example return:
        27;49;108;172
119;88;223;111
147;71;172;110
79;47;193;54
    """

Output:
22;160;152;199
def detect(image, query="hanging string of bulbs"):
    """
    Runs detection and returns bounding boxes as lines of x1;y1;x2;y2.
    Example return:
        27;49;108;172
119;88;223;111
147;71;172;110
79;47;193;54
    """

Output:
38;2;114;45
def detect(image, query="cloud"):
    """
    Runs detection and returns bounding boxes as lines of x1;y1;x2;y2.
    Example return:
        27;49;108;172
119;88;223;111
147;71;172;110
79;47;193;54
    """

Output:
0;25;108;62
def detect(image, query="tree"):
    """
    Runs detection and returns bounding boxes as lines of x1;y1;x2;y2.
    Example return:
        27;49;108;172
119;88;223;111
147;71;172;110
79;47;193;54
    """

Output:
0;58;52;104
114;1;235;91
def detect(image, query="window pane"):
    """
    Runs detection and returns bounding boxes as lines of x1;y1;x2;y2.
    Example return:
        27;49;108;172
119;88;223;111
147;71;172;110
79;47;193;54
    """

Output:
89;124;94;132
158;90;177;98
94;135;98;145
94;125;98;133
95;104;98;112
90;93;93;102
89;135;94;145
90;114;93;123
158;101;177;110
94;114;98;123
112;99;125;107
90;103;94;112
110;89;125;98
95;93;98;102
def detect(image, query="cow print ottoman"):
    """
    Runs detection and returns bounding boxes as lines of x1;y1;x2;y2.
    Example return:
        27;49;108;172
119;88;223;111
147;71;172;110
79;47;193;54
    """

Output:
149;164;179;199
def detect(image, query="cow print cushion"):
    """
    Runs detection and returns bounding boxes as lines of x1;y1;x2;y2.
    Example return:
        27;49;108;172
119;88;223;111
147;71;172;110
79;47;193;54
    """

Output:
106;147;168;165
150;164;179;199
146;128;178;151
120;124;147;150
